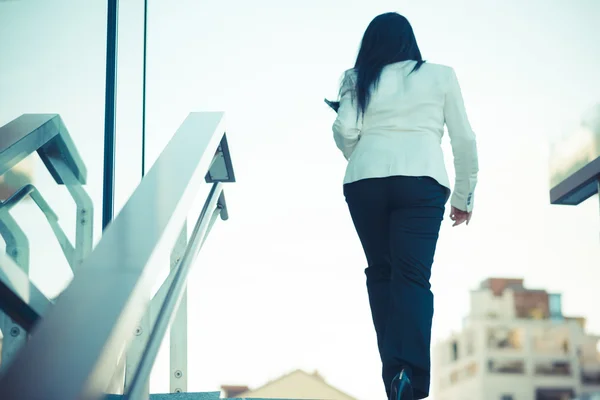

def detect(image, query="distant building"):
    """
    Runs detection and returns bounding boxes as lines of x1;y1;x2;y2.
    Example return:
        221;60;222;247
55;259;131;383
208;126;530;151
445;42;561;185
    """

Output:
433;278;600;400
221;369;357;400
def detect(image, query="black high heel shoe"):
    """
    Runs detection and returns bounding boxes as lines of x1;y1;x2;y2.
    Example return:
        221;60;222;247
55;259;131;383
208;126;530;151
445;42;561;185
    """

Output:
390;369;413;400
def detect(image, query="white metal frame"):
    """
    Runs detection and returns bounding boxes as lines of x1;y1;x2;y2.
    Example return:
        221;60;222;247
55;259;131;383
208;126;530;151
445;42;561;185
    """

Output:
0;212;29;270
0;114;93;374
0;212;30;373
169;221;189;394
44;160;94;273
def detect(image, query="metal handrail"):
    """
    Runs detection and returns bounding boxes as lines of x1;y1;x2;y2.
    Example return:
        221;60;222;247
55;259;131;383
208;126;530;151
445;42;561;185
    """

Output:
0;114;93;275
0;114;87;184
0;114;93;301
0;112;235;400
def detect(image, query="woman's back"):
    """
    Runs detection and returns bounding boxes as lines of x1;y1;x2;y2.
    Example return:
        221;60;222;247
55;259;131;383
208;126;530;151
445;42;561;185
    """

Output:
334;60;477;212
359;60;448;139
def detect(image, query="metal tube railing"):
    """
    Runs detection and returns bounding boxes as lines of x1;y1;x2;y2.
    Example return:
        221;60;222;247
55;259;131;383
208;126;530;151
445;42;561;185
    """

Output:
0;114;93;373
125;183;224;399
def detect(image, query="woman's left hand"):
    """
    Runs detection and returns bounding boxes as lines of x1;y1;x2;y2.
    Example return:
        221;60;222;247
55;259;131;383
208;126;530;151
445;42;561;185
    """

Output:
450;206;472;227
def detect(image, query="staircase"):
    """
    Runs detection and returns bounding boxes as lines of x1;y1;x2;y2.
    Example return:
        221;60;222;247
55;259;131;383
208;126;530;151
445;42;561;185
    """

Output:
105;394;221;400
105;394;312;400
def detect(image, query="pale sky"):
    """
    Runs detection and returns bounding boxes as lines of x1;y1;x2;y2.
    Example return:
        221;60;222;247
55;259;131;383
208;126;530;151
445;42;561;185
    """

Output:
0;1;599;399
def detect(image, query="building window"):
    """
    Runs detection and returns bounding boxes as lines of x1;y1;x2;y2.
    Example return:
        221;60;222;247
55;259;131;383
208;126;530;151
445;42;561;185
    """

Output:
465;330;475;356
581;367;600;384
447;363;478;386
451;341;459;361
533;325;571;355
488;359;525;374
535;387;575;400
465;362;478;378
450;370;459;384
534;360;571;376
488;327;524;350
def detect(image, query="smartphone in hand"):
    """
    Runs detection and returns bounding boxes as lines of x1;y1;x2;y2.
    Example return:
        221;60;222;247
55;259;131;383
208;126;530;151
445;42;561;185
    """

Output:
324;98;340;113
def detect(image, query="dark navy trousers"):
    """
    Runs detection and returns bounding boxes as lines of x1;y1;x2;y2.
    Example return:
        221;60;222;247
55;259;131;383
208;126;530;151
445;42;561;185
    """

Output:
344;176;448;399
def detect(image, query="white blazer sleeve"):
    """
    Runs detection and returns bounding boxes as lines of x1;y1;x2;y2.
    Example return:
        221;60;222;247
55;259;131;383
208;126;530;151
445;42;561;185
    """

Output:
444;68;479;212
333;71;362;160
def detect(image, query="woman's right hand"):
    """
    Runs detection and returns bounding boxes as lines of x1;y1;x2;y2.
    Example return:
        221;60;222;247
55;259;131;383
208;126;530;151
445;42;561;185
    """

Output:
450;206;472;227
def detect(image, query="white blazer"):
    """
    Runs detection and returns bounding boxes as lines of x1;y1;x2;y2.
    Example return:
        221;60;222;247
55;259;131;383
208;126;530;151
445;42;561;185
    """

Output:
332;60;479;212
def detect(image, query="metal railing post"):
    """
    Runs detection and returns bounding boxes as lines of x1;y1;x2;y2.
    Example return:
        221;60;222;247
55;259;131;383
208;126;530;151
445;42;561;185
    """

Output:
102;0;119;230
0;212;29;373
125;309;150;398
141;0;148;179
170;222;188;393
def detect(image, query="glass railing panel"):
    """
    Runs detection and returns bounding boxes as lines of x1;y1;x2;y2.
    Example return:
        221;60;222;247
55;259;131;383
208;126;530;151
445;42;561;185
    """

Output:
114;0;146;215
0;2;108;298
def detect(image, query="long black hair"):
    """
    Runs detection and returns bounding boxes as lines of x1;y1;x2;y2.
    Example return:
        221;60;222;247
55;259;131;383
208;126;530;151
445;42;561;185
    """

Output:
343;12;425;118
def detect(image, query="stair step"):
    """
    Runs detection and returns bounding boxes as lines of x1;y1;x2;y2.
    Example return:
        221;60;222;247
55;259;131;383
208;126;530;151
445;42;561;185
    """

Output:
151;393;221;400
104;392;220;400
104;392;311;400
